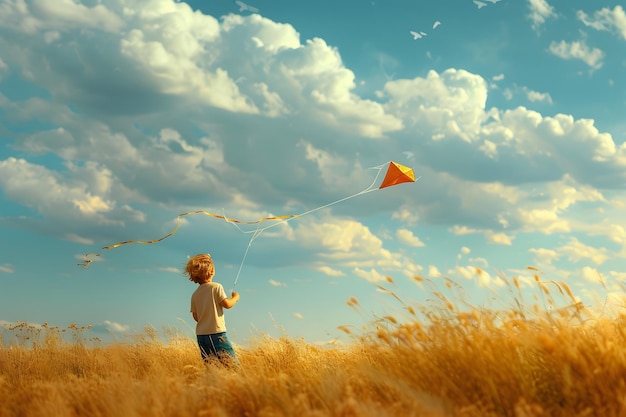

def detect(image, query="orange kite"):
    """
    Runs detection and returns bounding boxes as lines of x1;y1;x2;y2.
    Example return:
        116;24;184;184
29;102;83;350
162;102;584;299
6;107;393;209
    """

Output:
379;161;416;189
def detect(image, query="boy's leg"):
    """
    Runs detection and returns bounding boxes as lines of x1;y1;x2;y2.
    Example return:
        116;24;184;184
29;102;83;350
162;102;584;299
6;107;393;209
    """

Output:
196;334;218;361
210;333;239;365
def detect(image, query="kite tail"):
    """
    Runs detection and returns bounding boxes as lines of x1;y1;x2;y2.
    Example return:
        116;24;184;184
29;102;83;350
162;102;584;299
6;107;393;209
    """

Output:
78;161;417;279
77;210;297;268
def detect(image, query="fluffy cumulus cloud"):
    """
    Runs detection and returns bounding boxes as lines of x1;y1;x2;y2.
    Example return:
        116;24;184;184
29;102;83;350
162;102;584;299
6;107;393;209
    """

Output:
447;264;505;288
290;217;409;275
527;0;556;31
90;320;132;334
0;157;144;228
353;267;388;283
529;247;559;265
396;228;425;247
103;320;131;333
526;89;552;104
380;69;626;191
578;6;626;41
1;0;626;284
557;238;610;265
315;266;345;277
381;69;488;143
548;40;605;69
581;266;604;284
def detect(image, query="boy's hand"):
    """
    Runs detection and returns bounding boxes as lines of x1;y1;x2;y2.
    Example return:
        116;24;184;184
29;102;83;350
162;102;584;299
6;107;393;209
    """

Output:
232;291;240;300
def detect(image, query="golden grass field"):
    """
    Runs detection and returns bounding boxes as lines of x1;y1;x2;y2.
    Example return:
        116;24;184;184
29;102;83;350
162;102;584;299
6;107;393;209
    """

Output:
2;273;626;417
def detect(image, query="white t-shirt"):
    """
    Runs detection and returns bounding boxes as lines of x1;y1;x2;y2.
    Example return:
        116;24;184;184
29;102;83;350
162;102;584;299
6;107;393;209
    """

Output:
190;282;228;335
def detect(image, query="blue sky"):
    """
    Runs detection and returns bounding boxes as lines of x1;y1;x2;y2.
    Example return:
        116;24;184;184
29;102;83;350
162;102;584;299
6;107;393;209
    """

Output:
1;0;626;346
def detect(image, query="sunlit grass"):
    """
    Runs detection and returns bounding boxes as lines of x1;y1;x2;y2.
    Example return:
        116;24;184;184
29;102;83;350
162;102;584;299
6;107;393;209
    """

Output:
2;271;626;416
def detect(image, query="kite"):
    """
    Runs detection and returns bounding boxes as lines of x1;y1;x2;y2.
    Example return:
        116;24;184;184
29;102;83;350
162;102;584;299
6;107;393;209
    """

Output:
79;161;419;288
379;161;416;189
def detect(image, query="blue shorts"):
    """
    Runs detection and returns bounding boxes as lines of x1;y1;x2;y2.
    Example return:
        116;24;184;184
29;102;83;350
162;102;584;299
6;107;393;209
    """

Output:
197;333;237;364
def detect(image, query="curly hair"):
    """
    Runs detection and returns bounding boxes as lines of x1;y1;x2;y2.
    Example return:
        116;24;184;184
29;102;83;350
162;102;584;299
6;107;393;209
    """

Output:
184;253;215;284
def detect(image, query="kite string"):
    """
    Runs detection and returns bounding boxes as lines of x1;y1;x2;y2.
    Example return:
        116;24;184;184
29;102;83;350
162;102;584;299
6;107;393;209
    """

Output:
227;163;387;290
245;163;386;235
230;163;387;236
231;228;267;291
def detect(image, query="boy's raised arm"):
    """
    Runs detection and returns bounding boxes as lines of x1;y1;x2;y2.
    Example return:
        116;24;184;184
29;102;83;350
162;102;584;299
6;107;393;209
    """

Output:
220;291;240;309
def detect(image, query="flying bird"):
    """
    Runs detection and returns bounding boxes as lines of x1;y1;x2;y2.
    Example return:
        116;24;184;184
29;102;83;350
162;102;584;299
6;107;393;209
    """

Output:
410;30;427;40
473;0;487;8
235;0;259;13
433;21;441;29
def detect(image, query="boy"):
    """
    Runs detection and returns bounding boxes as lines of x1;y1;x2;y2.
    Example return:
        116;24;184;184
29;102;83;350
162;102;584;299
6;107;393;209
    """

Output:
185;253;240;364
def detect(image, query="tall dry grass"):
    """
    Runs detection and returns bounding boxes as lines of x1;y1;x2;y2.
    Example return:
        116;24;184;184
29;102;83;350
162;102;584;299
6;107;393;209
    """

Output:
2;273;626;417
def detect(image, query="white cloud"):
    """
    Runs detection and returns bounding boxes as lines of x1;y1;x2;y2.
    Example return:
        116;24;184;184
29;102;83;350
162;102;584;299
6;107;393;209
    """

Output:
381;80;626;217
447;265;505;288
526;90;553;104
104;320;131;333
315;266;345;277
609;271;626;282
0;0;401;137
396;228;425;247
584;222;626;246
120;29;258;114
528;0;556;31
428;264;441;277
0;157;145;230
391;207;419;224
529;247;559;264
0;0;124;34
158;266;180;273
581;266;604;284
451;226;479;236
469;257;489;268
499;84;553;104
578;6;626;41
517;208;570;234
548;40;604;69
353;267;387;283
382;69;488;142
495;111;624;183
485;231;513;246
65;234;94;245
288;215;424;279
300;141;369;190
293;217;400;268
293;312;304;319
268;279;287;287
0;264;15;273
285;38;403;138
557;238;610;265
